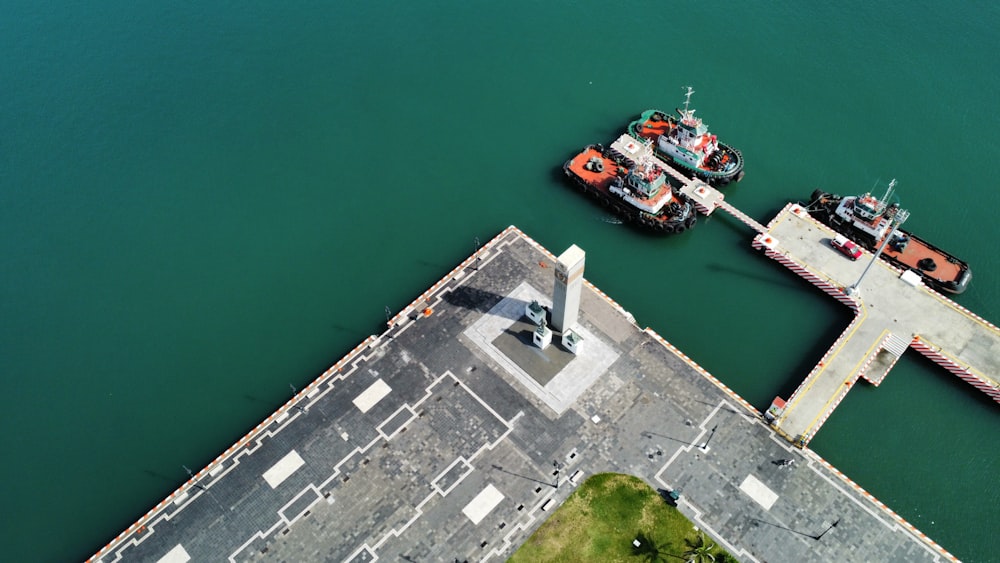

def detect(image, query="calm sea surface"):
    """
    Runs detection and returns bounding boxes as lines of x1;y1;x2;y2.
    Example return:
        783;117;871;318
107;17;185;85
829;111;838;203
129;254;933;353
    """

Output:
2;1;998;561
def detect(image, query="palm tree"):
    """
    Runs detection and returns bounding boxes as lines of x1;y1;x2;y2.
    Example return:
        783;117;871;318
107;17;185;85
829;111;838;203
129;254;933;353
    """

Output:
682;531;716;563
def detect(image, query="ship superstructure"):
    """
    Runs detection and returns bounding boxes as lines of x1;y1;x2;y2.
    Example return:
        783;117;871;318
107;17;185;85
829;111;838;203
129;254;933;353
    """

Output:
563;136;696;234
628;87;744;186
805;180;972;294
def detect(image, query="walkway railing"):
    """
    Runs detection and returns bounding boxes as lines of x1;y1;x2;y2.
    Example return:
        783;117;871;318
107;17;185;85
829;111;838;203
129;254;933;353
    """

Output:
716;199;767;233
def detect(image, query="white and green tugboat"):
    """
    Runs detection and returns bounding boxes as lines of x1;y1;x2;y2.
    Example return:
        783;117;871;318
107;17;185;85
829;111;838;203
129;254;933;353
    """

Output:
628;87;744;186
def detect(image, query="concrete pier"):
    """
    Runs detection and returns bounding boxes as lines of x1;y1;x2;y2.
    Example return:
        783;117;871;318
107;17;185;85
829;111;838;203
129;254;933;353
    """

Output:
644;153;999;447
751;204;1000;445
89;226;956;563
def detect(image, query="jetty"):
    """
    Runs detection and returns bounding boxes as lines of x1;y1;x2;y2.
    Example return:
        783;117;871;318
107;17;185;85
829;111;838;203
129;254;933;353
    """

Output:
615;133;999;446
88;226;955;563
682;181;998;446
752;204;1000;445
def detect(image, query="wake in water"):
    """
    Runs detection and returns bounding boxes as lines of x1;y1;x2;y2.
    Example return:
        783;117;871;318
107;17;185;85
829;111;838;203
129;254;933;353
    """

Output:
599;215;623;225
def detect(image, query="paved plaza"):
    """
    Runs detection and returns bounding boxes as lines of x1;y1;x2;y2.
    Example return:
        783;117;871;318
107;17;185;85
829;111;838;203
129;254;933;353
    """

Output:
92;227;954;563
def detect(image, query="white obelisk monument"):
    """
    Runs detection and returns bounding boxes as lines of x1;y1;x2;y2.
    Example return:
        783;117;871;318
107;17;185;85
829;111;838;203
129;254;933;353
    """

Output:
551;245;585;333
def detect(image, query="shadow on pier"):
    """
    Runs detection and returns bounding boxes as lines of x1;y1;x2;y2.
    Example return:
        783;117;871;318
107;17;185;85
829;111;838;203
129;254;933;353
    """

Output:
489;464;555;489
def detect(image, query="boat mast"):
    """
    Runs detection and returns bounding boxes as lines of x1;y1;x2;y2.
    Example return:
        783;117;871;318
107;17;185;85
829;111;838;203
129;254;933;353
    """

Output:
682;86;695;116
881;178;896;205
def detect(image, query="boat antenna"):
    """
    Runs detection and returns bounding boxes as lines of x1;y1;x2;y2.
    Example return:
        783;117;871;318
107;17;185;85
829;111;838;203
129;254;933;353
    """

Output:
683;86;695;115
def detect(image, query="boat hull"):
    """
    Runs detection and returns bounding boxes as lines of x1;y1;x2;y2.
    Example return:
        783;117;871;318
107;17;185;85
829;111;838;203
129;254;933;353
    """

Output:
562;145;697;235
804;190;972;294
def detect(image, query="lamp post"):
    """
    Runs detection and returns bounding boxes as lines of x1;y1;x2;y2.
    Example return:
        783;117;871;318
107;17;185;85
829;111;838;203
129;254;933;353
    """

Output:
813;518;840;540
700;425;718;450
289;384;306;413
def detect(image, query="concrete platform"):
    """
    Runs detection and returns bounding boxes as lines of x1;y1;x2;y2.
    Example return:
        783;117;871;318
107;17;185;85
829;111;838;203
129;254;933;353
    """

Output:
90;227;956;563
754;205;1000;445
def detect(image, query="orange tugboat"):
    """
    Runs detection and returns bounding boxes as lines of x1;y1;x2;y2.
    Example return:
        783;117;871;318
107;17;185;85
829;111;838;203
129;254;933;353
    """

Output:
805;180;972;294
563;137;696;234
628;87;745;186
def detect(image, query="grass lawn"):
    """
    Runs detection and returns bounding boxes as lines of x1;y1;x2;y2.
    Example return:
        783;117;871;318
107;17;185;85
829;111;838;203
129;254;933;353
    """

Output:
508;473;733;562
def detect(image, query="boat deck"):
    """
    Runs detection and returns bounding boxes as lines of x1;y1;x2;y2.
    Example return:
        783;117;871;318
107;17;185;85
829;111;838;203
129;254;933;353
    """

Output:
753;205;1000;445
631;112;674;141
881;233;965;284
564;146;617;190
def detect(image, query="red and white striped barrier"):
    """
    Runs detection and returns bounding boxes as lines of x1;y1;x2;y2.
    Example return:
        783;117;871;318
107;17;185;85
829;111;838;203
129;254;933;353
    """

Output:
856;335;886;383
386;226;519;328
910;337;1000;403
857;333;902;387
752;234;860;313
90;231;544;562
801;374;857;446
793;333;909;444
751;229;866;445
808;451;960;562
645;329;759;416
716;199;767;233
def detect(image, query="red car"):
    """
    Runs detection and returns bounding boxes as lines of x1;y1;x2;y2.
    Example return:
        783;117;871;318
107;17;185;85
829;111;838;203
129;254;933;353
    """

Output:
831;235;862;260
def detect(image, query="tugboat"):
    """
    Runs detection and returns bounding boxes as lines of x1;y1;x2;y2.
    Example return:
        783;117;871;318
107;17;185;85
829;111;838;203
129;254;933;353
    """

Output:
804;180;972;294
628;87;745;186
563;136;697;234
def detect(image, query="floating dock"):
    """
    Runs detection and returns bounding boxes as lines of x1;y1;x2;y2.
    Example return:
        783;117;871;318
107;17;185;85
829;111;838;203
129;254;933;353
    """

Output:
89;227;955;563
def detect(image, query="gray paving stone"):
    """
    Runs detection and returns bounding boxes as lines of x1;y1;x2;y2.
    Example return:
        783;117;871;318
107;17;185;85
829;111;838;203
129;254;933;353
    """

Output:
93;229;953;563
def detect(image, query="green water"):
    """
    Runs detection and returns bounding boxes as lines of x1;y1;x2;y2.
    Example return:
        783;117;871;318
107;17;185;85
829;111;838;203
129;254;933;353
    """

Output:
2;1;997;561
